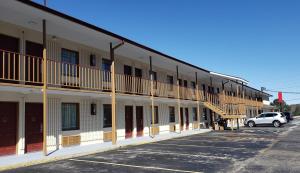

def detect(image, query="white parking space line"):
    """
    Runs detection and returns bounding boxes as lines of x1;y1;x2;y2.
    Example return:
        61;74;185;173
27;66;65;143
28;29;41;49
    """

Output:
169;138;238;142
151;143;247;150
176;135;270;140
118;149;228;160
168;138;264;143
69;158;203;173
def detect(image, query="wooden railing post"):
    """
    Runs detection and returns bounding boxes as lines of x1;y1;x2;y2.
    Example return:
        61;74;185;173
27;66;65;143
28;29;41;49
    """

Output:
256;98;259;115
231;83;234;115
149;56;155;137
242;83;245;115
176;66;181;132
236;84;239;114
222;81;226;114
42;19;48;156
110;41;124;145
110;42;116;145
236;84;240;130
251;97;254;117
209;77;215;127
195;72;200;129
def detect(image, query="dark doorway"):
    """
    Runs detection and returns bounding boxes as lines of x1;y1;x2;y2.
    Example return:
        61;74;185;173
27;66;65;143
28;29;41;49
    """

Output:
184;80;188;87
202;84;206;99
125;106;133;139
185;108;189;130
209;110;214;127
180;107;184;130
124;65;132;93
25;103;43;153
124;65;132;75
0;34;19;83
25;41;43;85
0;102;18;156
135;68;142;94
152;71;158;90
136;106;143;137
135;68;142;78
178;79;182;86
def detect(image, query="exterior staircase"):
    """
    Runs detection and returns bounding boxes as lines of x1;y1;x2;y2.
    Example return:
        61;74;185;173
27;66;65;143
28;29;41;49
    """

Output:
201;93;246;119
203;101;226;117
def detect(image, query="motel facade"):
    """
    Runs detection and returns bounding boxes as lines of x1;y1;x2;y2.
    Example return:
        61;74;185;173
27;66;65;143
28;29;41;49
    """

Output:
0;0;270;157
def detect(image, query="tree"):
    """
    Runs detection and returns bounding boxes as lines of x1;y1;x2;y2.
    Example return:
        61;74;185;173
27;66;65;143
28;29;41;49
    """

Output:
271;99;290;112
294;106;300;116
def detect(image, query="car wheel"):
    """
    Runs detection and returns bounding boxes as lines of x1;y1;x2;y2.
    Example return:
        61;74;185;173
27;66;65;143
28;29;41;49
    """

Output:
273;121;281;128
248;121;255;127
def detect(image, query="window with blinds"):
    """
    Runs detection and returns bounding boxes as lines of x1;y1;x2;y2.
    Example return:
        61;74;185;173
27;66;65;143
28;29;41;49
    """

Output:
193;107;198;121
169;106;175;123
61;48;79;77
150;106;159;124
103;104;112;128
62;103;79;131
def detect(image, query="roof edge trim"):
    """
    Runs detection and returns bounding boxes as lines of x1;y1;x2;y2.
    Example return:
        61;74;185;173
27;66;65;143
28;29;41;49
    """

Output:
210;71;249;84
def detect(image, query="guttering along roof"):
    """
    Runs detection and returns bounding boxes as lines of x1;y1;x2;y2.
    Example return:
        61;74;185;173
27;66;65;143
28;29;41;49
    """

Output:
16;0;270;96
210;72;271;97
210;71;249;84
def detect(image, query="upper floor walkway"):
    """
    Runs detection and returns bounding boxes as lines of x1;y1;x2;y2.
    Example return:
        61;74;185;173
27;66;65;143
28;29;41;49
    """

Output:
0;48;264;118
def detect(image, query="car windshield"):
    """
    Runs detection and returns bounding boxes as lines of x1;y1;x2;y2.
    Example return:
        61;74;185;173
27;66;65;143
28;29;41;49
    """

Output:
281;113;285;117
257;114;264;118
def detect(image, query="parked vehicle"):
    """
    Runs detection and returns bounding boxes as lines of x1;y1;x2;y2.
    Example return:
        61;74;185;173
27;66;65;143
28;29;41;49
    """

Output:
245;112;287;128
283;112;293;122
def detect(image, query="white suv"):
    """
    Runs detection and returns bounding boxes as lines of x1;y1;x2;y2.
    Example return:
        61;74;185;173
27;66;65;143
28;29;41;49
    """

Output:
245;112;287;128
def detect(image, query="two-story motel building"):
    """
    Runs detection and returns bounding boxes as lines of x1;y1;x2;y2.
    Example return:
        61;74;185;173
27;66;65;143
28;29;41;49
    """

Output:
0;0;270;157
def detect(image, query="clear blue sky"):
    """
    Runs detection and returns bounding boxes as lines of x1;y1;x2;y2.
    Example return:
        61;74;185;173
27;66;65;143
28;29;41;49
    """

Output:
34;0;300;104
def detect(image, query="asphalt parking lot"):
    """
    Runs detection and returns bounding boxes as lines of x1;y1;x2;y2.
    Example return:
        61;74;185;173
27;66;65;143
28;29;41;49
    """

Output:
3;118;300;173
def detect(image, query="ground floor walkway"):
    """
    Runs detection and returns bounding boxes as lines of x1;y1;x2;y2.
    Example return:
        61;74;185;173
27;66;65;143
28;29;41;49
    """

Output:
3;118;299;173
0;128;211;171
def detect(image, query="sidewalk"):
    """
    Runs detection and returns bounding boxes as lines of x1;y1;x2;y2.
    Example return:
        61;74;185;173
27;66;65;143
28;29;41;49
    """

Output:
0;129;211;171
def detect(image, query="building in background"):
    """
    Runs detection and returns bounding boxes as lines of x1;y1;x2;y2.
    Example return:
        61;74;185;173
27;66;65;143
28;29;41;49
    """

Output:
0;0;270;157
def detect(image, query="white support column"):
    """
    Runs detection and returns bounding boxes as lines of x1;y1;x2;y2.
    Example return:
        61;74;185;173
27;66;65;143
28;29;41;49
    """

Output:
133;102;137;138
17;96;25;155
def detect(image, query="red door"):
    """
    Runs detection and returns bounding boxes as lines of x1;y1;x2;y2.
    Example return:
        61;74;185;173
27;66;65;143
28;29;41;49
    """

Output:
136;106;143;137
25;103;43;153
0;102;18;156
180;107;184;130
125;106;133;138
185;108;189;130
0;34;19;83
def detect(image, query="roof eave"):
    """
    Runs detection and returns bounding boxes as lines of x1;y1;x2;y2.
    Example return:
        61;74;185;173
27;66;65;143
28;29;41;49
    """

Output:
16;0;210;73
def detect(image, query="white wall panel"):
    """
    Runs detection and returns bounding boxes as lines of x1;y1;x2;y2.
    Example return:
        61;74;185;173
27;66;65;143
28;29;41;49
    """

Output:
80;99;102;145
47;40;60;61
47;97;61;151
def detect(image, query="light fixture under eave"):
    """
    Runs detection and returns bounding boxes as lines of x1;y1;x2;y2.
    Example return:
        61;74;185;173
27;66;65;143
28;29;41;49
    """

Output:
52;36;57;41
27;20;38;25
